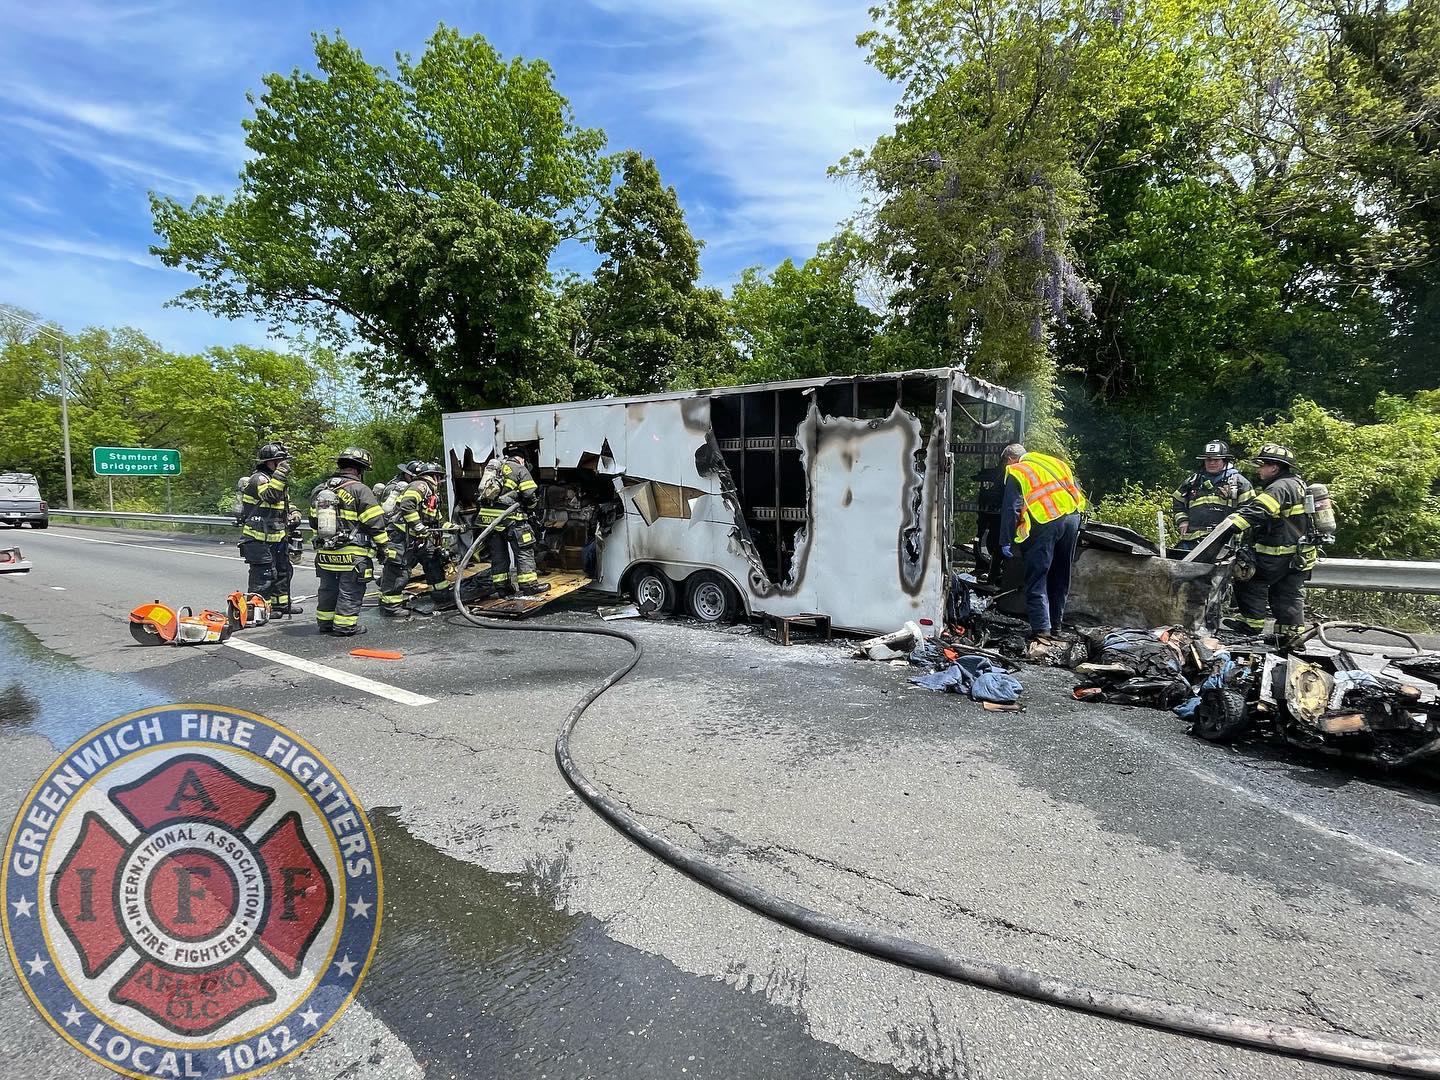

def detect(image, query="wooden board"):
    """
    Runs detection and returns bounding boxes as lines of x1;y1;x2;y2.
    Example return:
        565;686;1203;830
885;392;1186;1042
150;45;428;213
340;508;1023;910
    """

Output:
466;570;594;618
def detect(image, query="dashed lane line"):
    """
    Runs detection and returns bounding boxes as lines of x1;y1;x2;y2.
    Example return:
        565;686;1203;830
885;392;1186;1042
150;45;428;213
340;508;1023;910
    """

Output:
37;529;244;562
223;637;436;707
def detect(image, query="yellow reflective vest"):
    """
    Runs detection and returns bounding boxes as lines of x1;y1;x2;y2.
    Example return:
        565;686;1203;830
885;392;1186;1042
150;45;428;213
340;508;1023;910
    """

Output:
1005;452;1085;544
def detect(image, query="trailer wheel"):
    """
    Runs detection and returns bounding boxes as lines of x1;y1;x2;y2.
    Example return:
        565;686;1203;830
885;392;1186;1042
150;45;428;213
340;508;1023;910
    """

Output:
1191;688;1251;742
685;572;741;624
629;564;675;614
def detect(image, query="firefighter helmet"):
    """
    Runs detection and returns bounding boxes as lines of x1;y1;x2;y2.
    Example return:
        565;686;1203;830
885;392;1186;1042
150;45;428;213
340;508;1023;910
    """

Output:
415;460;445;480
256;441;290;465
336;446;374;472
1250;442;1296;469
400;460;420;478
1197;440;1232;462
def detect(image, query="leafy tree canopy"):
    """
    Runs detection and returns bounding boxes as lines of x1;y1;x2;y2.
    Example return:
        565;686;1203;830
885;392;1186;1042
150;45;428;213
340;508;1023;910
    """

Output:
151;25;609;411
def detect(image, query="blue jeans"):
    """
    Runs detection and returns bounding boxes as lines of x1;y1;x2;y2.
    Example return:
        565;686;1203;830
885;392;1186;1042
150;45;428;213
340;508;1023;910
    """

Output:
1020;512;1081;634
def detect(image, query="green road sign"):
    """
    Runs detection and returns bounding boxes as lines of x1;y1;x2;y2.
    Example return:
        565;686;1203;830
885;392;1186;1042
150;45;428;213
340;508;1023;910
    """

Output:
91;446;182;476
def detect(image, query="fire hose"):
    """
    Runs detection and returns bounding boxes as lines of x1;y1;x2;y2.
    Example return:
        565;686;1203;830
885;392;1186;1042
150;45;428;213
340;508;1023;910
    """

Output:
451;513;1440;1077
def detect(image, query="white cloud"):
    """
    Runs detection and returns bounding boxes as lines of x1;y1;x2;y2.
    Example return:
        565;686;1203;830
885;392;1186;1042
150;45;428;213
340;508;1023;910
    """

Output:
0;245;274;354
0;80;246;163
582;0;896;280
0;231;170;272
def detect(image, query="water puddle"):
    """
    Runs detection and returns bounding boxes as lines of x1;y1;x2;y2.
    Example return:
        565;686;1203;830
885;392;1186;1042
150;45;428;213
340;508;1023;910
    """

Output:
364;811;905;1078
0;615;166;748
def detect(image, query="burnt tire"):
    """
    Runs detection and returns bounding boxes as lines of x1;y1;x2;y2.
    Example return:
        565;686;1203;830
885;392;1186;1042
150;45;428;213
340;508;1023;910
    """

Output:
628;564;676;614
685;571;741;624
1191;688;1251;742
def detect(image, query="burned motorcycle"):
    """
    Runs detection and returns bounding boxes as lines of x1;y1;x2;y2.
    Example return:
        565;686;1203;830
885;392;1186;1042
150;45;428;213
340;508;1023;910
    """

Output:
1183;623;1440;770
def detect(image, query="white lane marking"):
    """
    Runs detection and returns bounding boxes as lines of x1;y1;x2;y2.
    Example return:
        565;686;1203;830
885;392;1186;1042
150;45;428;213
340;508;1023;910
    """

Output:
223;638;436;707
39;529;243;562
1082;712;1435;872
50;586;65;591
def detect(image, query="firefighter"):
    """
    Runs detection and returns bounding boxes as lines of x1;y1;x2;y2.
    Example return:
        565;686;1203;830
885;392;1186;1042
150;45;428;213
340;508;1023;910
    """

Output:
239;441;302;615
999;443;1086;646
309;446;390;637
1223;442;1312;644
1172;440;1252;553
480;445;550;596
374;460;418;521
376;461;457;617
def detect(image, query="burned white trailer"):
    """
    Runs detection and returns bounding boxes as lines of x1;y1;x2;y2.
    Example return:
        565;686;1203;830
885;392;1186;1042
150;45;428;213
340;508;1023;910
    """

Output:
442;368;1025;633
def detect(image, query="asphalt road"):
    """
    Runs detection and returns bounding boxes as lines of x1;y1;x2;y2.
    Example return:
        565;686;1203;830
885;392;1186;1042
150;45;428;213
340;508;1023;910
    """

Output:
1;524;1438;1080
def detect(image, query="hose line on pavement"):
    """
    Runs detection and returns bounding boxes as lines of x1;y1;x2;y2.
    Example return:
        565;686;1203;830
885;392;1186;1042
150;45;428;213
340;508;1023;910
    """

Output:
451;526;1440;1078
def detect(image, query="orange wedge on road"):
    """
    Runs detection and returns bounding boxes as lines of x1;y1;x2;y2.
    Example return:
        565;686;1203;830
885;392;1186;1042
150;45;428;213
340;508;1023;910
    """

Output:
349;648;404;661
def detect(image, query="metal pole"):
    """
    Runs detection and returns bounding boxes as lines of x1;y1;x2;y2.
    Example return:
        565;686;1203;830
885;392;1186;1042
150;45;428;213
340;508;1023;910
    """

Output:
58;336;74;509
165;477;172;514
1156;509;1168;559
107;477;114;512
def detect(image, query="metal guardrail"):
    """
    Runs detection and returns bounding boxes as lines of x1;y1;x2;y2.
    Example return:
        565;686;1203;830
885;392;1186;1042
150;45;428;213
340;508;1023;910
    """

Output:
40;511;1440;595
49;509;240;527
1309;557;1440;596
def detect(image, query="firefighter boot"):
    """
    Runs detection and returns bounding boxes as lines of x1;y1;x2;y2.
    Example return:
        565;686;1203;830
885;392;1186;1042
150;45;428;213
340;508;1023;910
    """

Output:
518;581;552;596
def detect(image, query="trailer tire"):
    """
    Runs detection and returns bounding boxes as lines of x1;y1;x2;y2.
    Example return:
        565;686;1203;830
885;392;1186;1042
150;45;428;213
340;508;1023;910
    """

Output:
685;571;741;624
628;564;675;614
1191;688;1250;742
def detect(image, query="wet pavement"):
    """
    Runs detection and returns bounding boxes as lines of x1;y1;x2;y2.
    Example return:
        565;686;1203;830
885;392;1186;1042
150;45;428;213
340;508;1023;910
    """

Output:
2;525;1439;1079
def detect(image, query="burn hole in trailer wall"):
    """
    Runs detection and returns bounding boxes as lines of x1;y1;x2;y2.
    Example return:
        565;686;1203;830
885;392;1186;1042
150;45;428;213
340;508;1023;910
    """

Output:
709;376;918;584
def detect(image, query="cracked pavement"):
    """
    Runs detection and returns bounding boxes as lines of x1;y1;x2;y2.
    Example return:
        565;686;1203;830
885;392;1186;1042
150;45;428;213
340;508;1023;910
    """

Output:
1;525;1438;1079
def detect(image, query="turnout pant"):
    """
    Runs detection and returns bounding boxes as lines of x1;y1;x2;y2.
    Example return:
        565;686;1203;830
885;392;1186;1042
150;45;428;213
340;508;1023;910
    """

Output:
1233;552;1306;632
1019;511;1081;635
377;540;454;611
315;554;371;634
240;539;293;608
488;520;538;592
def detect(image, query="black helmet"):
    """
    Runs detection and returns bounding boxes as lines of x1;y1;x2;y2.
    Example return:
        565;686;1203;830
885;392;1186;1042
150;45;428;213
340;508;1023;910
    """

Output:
1249;442;1296;469
503;442;528;458
256;441;290;465
416;460;445;480
1196;440;1232;462
399;460;419;478
336;446;374;472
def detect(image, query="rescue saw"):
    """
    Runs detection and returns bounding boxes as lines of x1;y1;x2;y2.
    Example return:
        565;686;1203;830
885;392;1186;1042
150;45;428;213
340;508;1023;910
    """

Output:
127;592;273;647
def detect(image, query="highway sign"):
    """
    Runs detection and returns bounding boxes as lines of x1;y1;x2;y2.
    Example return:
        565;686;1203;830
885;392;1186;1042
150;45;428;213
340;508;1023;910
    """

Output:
91;446;182;476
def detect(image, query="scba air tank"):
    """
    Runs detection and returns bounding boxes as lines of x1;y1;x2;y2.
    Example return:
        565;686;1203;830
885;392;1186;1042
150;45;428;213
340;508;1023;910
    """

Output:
1306;482;1336;539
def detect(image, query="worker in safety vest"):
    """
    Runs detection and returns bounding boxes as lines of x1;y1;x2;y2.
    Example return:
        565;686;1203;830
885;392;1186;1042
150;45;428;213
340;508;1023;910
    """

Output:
1000;443;1086;645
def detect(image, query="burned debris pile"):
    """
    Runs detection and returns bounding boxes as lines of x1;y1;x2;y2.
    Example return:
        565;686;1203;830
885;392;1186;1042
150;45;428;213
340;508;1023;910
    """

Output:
1067;622;1440;769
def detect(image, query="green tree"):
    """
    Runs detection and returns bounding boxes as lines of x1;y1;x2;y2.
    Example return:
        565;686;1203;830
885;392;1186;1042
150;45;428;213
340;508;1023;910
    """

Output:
718;238;880;386
565;151;732;395
151;26;609;411
1230;394;1440;559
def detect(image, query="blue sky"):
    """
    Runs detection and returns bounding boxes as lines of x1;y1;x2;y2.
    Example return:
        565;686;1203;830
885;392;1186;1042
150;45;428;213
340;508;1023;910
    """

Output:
0;0;898;355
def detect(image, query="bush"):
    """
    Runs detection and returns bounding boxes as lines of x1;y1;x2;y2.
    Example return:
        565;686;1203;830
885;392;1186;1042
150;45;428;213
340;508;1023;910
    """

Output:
1229;392;1440;558
1091;483;1171;545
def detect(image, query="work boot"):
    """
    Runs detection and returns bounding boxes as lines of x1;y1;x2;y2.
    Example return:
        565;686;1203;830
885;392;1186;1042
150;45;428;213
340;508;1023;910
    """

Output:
1222;617;1264;635
517;581;552;596
273;603;305;616
377;604;412;620
334;625;368;638
317;623;335;634
1270;623;1306;648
